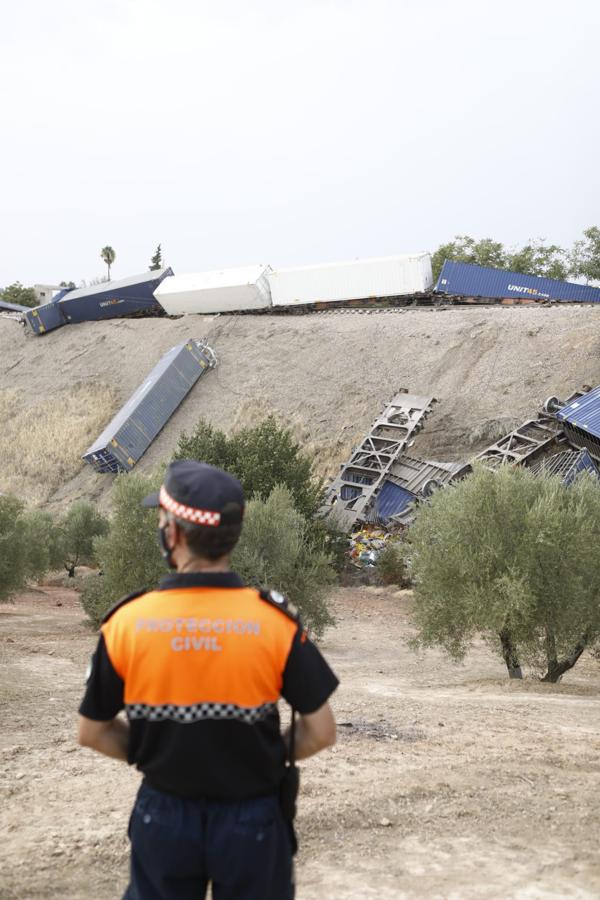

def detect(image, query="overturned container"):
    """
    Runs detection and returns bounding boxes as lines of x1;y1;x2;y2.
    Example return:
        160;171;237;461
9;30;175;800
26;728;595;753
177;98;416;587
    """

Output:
82;338;217;474
24;293;71;335
555;386;600;461
154;265;272;314
1;299;31;314
435;260;600;303
268;253;433;308
59;268;172;324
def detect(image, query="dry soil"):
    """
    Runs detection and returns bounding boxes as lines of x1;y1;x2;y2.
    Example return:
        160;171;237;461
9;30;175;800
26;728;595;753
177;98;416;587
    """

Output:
1;586;599;899
2;305;600;510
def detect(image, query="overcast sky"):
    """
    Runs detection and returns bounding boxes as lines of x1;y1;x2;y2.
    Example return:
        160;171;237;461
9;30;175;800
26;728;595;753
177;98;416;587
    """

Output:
2;0;598;286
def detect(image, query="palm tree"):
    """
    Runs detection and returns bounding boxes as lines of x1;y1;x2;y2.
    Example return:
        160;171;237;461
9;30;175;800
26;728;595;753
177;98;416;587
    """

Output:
100;246;116;281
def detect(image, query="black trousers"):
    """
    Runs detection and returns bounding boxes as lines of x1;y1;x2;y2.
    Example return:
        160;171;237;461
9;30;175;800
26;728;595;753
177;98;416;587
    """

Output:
124;782;294;900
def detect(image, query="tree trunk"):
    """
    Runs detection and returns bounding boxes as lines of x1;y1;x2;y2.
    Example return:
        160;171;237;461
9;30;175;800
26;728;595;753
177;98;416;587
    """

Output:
499;626;523;679
67;565;76;578
541;627;588;683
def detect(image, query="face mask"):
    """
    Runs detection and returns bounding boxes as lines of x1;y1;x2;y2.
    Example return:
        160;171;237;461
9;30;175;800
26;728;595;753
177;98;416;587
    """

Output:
158;524;176;569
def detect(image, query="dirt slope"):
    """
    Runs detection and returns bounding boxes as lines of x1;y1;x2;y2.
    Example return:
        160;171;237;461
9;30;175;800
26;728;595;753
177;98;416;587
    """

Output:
1;586;599;898
1;305;600;510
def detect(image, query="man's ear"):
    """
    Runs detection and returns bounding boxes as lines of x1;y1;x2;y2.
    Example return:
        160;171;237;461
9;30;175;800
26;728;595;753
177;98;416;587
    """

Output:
168;517;183;548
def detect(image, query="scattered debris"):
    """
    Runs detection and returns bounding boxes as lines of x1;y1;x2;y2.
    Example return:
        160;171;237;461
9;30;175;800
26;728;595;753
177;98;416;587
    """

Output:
338;720;426;742
349;526;396;568
325;383;600;561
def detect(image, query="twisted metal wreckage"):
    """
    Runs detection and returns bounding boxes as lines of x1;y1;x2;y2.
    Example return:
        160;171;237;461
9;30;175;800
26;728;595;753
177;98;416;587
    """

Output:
324;385;600;542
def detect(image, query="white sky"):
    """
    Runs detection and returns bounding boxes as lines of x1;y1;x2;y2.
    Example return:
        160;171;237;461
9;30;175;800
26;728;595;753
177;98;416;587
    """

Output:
1;0;599;286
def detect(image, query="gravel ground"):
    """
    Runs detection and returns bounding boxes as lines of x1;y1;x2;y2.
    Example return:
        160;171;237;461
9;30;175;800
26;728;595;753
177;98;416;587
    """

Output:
1;585;600;898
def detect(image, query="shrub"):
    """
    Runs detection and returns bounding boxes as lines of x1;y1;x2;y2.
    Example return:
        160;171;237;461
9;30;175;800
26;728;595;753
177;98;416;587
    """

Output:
80;471;167;626
407;465;600;682
308;515;349;575
21;509;61;580
81;476;335;636
56;501;109;577
0;495;29;602
174;417;323;520
232;486;335;637
375;542;407;586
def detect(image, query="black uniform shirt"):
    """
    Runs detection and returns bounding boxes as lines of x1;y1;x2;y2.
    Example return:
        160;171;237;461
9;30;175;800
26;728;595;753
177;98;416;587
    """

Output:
79;572;339;801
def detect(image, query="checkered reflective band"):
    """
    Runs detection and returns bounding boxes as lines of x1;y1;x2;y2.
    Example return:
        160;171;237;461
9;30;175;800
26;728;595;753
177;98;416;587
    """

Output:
126;701;277;725
159;486;222;526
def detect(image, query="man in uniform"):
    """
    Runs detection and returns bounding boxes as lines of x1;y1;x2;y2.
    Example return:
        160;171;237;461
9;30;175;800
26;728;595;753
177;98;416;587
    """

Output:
77;460;338;899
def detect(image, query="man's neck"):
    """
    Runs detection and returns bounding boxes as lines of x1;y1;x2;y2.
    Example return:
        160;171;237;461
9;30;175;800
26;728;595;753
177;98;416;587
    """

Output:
176;556;231;574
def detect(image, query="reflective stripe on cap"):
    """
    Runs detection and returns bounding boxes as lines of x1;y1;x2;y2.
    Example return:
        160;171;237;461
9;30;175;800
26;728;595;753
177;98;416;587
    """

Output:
159;486;221;526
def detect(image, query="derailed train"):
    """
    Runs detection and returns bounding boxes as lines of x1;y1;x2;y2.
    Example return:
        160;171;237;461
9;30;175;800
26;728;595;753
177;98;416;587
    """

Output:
22;255;600;336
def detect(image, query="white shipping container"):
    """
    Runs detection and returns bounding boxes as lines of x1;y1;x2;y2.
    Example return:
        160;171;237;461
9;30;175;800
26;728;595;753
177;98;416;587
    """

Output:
268;253;433;307
154;265;272;315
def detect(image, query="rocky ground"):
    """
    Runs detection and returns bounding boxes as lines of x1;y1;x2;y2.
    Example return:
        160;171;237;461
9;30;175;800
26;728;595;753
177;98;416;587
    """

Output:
2;585;599;899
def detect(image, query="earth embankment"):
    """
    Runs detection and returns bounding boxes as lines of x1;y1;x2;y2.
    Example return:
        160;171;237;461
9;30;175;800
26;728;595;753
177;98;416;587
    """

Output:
1;305;599;509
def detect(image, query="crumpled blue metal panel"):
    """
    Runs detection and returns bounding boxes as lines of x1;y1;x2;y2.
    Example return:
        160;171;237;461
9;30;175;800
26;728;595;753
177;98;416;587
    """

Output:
374;480;417;520
556;387;600;437
530;448;600;485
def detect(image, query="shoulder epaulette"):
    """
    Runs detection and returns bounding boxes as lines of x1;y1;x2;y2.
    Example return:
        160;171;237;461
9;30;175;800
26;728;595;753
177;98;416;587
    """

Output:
259;589;301;625
101;588;147;625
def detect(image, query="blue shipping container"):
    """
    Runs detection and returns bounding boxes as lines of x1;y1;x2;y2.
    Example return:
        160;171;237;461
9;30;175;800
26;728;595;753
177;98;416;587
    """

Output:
59;268;173;323
555;386;600;459
435;260;600;303
24;300;69;335
0;299;30;313
82;338;216;474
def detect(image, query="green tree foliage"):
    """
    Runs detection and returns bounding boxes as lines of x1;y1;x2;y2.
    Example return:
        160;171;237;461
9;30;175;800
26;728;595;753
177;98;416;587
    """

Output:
149;244;163;270
0;495;29;602
80;472;167;626
174;417;323;520
59;280;77;289
232;486;335;636
56;501;109;577
80;477;335;636
100;245;116;280
375;542;407;586
0;282;38;308
431;236;507;281
506;241;569;280
21;509;62;580
407;466;600;682
431;231;600;282
570;226;600;283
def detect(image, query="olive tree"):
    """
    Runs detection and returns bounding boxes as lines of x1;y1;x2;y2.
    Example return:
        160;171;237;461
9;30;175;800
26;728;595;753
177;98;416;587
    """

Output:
407;465;600;682
0;495;29;602
175;417;323;520
81;475;335;636
80;471;166;625
233;485;335;637
56;501;109;577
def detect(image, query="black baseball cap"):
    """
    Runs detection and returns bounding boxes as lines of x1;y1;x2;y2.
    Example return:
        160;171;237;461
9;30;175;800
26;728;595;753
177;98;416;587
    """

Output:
141;460;245;527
